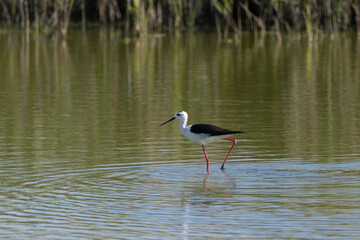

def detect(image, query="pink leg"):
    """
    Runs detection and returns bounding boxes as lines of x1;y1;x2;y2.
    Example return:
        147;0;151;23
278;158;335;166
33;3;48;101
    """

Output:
202;144;210;174
220;138;237;170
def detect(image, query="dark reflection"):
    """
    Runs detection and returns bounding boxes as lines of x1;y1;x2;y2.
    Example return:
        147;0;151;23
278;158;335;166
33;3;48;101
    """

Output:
0;30;359;239
0;31;360;162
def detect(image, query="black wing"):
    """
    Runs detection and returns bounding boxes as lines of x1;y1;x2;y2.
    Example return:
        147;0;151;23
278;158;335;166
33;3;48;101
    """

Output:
190;124;244;136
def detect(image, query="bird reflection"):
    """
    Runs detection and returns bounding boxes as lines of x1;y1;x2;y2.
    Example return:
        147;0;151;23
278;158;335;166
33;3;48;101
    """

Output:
202;169;236;191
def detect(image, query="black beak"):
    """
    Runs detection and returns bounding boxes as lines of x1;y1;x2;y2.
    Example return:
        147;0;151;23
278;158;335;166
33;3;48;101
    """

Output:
159;117;175;127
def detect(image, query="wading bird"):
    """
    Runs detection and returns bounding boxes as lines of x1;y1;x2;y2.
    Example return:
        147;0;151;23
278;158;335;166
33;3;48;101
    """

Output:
160;110;244;173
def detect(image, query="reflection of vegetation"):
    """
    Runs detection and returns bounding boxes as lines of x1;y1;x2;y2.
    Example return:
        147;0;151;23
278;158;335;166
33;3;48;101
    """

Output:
0;31;359;159
0;1;360;38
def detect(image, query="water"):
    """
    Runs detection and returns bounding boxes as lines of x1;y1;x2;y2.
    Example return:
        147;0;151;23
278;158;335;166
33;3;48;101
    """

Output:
0;30;359;239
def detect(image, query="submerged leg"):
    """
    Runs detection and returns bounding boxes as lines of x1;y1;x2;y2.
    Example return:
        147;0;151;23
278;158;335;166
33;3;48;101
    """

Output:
220;138;237;170
202;144;210;174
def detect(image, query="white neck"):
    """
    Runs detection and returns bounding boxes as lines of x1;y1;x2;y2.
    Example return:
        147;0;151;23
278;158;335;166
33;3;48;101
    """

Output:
179;117;188;130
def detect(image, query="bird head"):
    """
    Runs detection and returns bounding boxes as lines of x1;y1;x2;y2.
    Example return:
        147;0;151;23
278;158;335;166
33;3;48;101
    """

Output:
159;110;188;126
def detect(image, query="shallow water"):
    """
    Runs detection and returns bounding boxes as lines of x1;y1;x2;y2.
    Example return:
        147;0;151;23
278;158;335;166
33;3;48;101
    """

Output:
0;30;359;239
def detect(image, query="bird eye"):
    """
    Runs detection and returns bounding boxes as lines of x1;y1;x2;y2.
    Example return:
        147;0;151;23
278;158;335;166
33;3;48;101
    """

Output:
177;113;180;116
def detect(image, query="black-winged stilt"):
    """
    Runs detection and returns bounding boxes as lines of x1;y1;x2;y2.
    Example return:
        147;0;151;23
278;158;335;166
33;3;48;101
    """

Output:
160;110;244;173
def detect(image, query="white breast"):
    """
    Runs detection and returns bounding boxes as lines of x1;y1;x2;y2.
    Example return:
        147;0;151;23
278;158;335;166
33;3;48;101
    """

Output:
180;125;221;145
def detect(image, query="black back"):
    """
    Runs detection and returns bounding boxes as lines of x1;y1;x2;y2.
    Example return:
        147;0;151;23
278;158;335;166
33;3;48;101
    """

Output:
190;124;244;136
